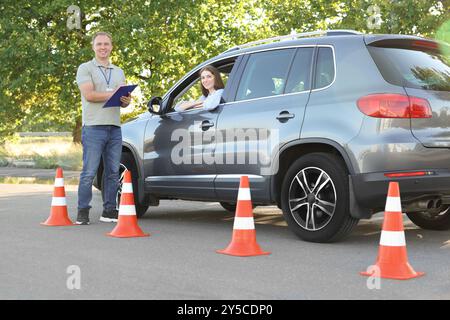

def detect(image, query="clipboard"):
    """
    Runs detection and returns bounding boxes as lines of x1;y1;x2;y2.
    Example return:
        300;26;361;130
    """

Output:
103;84;138;108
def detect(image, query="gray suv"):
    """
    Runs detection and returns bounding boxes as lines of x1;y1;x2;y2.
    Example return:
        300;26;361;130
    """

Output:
96;30;450;242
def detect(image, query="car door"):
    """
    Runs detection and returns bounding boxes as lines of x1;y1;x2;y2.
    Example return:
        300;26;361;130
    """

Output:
142;58;240;200
213;47;315;202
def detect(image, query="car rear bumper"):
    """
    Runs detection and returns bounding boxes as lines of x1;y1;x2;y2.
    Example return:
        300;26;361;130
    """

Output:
350;169;450;217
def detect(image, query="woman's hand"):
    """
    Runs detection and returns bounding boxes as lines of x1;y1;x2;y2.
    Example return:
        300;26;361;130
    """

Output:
192;101;203;109
178;100;203;111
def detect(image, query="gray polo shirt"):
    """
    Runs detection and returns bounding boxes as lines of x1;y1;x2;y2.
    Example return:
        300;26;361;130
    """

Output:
76;58;126;126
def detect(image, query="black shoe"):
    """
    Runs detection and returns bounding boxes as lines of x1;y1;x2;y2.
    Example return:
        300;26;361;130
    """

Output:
76;208;90;225
100;209;118;223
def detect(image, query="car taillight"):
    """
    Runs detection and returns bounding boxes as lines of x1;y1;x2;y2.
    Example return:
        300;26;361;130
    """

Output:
412;40;439;50
384;171;434;178
357;94;432;118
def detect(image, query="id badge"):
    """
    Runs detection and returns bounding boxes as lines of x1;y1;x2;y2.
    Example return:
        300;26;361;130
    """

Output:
106;87;113;92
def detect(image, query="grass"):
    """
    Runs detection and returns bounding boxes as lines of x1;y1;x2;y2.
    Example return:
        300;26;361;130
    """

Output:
0;136;82;171
0;176;80;185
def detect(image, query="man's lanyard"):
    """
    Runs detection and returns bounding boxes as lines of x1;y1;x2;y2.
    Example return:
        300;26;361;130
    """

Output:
98;66;112;88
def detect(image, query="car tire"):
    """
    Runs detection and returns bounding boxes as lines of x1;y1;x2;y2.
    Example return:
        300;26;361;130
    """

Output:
280;152;359;243
220;202;237;212
406;207;450;230
102;152;149;218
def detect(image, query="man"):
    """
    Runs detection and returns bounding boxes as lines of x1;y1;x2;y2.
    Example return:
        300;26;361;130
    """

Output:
75;31;131;225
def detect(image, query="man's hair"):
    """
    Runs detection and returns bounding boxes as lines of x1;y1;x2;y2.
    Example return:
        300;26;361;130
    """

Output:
92;31;113;45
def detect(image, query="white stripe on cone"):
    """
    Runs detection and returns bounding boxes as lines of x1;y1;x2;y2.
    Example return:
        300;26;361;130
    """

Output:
237;188;251;201
122;183;133;193
51;197;67;206
379;230;406;246
233;217;255;230
385;196;402;212
54;178;64;187
119;205;136;216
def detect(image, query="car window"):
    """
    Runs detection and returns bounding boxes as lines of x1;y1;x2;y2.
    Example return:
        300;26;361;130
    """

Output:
171;68;230;112
313;47;335;89
235;49;296;101
368;46;450;91
285;47;314;93
172;78;203;109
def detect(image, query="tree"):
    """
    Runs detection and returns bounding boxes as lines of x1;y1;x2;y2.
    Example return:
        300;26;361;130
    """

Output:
0;0;271;142
0;0;448;143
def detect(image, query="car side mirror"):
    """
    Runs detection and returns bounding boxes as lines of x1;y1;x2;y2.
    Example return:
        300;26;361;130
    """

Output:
147;96;163;115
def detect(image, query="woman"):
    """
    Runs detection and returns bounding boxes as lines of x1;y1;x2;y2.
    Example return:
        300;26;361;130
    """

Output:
174;65;224;112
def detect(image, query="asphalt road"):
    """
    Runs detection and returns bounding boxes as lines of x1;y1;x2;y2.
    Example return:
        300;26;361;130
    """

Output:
0;183;449;300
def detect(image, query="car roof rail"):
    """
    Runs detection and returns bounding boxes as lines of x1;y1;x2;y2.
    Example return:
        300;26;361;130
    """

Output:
222;29;362;54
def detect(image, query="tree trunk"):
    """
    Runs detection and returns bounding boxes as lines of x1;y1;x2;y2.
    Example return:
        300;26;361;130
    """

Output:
72;117;82;143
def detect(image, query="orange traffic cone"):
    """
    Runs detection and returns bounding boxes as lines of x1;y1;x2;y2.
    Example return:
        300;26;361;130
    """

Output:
107;170;149;238
361;182;424;280
217;176;270;257
41;167;74;226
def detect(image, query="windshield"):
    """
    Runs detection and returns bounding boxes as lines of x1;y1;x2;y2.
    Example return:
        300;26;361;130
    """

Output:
368;46;450;91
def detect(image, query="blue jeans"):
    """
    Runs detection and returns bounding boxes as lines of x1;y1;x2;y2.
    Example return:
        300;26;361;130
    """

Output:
78;125;122;211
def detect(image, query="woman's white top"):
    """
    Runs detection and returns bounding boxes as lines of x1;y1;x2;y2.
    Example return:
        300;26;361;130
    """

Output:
174;89;224;112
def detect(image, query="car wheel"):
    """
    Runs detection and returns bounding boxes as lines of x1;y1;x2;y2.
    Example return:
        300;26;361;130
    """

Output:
281;153;359;243
102;152;149;218
406;207;450;230
220;202;256;213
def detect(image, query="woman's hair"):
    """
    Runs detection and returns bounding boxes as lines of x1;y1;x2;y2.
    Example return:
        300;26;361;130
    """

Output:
199;65;224;97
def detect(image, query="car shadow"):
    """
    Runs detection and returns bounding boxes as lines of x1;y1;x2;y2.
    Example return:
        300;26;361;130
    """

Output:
143;202;450;247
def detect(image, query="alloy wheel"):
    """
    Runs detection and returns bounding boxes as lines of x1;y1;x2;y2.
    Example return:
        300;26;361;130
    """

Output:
288;166;337;231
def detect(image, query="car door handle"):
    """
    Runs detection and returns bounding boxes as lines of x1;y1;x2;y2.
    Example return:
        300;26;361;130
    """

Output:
276;111;295;121
200;120;214;131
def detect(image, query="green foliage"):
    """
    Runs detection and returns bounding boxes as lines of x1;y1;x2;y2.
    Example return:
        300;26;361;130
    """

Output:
436;19;450;62
0;0;448;142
